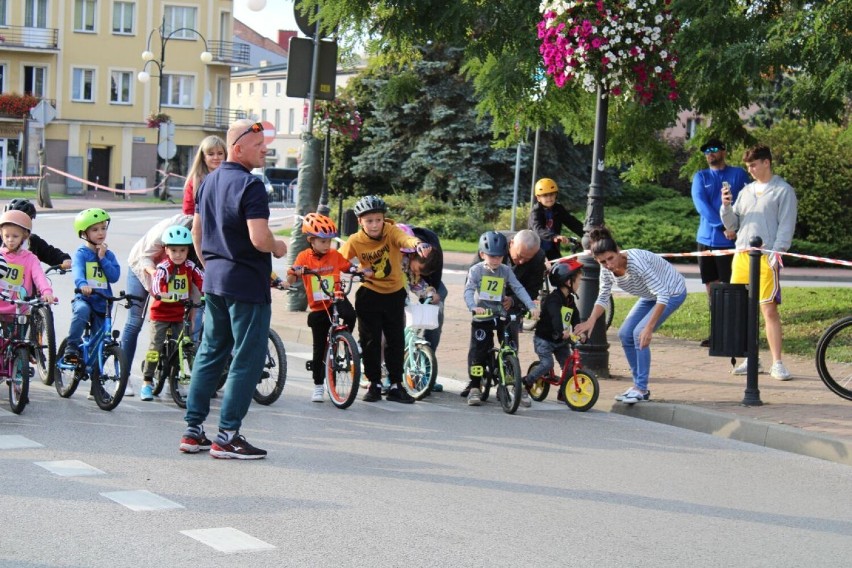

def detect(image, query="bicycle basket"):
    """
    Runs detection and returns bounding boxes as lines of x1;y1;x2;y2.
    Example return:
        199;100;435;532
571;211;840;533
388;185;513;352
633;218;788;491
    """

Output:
405;302;440;330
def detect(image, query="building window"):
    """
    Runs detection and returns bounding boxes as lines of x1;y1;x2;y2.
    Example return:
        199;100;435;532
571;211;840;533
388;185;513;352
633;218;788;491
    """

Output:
110;70;132;104
24;66;47;97
686;117;702;140
249;83;254;95
274;109;280;131
72;68;96;102
288;108;294;134
74;0;97;32
0;64;5;93
25;0;48;28
276;82;281;96
236;83;242;96
0;0;7;27
164;5;198;39
112;1;134;34
262;83;268;97
261;109;267;122
163;74;194;107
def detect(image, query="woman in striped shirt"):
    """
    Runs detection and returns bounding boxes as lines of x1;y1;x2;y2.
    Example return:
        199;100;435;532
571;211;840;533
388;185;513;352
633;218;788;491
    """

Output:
574;228;687;404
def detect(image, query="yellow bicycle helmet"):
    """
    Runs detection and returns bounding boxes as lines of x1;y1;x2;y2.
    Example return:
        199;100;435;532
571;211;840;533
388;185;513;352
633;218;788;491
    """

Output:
534;178;558;196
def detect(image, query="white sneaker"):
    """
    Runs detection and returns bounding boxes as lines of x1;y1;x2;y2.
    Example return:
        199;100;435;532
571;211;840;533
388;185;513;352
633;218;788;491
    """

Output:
770;361;792;381
467;388;482;406
732;358;763;375
520;389;531;408
124;381;135;397
621;388;650;404
311;384;325;402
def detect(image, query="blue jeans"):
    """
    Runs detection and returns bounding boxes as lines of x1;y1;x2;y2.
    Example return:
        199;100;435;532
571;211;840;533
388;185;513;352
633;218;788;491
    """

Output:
184;293;271;432
67;298;104;352
618;292;687;391
528;335;572;381
121;269;148;371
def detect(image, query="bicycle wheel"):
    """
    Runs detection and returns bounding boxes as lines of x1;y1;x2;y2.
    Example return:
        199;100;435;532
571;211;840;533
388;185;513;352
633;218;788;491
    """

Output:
561;367;599;412
169;342;194;408
253;329;287;405
8;346;31;414
30;306;56;385
91;344;128;411
498;353;522;414
402;342;437;400
54;338;81;398
152;343;171;397
605;296;615;330
525;362;551;402
480;362;493;403
815;316;852;401
326;330;360;409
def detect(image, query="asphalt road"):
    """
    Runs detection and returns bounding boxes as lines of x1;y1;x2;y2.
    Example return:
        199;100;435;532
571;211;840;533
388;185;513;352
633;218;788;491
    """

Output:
1;209;850;567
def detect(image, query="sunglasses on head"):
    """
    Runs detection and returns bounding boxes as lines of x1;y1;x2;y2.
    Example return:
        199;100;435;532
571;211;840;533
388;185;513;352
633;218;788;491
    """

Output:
232;122;263;146
703;147;722;155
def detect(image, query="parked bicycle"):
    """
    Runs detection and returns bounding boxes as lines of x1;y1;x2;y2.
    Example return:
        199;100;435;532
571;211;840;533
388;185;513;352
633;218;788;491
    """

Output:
149;295;205;408
30;264;68;385
525;334;599;411
0;292;50;414
54;290;137;411
300;267;362;409
400;299;439;400
523;237;614;332
815;315;852;401
473;308;524;415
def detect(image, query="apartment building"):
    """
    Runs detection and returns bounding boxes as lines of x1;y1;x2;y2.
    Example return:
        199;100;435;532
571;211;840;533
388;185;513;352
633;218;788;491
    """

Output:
0;0;249;193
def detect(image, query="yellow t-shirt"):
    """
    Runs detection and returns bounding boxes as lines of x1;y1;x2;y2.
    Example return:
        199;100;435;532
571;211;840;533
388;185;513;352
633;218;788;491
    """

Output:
339;222;420;294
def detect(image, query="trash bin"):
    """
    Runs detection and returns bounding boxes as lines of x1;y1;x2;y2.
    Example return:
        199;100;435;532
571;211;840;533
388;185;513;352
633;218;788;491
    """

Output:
708;283;749;357
342;208;358;237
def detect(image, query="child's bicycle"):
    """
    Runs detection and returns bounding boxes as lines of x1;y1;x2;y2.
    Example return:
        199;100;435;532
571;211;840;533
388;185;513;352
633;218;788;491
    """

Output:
472;308;524;415
213;327;288;406
400;300;438;400
815;315;852;401
149;295;205;408
54;290;137;411
525;334;600;411
300;267;362;409
30;264;68;385
523;236;614;332
0;292;51;414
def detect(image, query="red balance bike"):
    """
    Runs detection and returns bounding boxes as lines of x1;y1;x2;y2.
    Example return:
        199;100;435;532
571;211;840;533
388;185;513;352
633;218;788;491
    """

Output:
526;334;599;411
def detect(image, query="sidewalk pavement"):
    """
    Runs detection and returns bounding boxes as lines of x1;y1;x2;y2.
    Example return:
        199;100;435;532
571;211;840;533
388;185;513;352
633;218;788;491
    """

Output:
36;195;852;466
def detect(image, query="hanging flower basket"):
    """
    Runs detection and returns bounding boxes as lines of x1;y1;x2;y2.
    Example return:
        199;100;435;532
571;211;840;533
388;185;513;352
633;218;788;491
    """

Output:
312;98;363;141
146;112;171;129
537;0;680;104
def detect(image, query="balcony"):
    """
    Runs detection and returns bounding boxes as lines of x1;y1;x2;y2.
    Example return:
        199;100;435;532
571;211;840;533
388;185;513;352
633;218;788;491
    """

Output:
0;25;59;51
204;108;248;129
207;41;250;67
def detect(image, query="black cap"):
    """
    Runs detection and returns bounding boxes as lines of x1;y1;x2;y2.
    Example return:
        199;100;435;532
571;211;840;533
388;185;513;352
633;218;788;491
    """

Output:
700;138;726;152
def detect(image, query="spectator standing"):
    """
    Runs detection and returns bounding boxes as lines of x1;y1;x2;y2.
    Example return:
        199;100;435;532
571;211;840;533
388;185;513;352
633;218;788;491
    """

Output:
179;120;287;459
691;138;750;347
720;144;798;380
182;136;226;215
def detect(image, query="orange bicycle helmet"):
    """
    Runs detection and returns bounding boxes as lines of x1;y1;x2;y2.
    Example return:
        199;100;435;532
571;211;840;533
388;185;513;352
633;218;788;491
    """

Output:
302;212;338;238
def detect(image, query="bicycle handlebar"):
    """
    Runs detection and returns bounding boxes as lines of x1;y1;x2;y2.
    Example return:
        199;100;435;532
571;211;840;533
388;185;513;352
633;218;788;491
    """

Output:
295;266;366;297
153;294;206;309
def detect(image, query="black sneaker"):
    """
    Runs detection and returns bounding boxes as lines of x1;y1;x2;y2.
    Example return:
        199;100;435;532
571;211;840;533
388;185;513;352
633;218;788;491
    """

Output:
62;349;80;365
386;384;415;404
700;338;710;348
460;382;473;398
362;384;382;402
210;434;267;460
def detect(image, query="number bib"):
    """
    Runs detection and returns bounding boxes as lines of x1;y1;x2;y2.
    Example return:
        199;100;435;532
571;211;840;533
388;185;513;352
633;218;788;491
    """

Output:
479;275;505;302
165;274;189;301
0;261;25;296
86;261;108;289
310;275;335;302
560;306;574;333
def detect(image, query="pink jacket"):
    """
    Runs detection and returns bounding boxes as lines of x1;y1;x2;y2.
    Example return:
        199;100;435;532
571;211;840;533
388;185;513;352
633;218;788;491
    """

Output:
0;247;53;316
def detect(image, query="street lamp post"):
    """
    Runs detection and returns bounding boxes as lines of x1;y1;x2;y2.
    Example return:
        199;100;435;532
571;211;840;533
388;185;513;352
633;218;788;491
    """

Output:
137;16;212;198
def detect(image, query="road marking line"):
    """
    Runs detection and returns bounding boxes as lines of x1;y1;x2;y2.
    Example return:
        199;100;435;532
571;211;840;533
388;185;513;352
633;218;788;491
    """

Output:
101;490;184;511
0;435;44;450
288;351;311;359
180;527;276;553
34;459;106;476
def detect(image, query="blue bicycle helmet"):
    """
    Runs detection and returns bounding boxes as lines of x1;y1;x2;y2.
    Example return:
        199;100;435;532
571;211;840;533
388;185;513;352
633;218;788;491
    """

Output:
162;225;193;246
478;231;508;256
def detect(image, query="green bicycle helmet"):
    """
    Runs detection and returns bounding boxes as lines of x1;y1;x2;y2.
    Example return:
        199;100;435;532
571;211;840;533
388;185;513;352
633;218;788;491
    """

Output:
74;208;111;235
162;225;193;246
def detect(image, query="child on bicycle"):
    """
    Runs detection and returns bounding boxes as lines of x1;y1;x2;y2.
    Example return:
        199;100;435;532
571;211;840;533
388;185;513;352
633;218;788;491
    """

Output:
464;230;539;407
63;208;121;364
287;213;362;403
0;210;55;323
3;199;72;270
339;195;431;404
528;178;585;261
139;226;204;401
523;259;584;403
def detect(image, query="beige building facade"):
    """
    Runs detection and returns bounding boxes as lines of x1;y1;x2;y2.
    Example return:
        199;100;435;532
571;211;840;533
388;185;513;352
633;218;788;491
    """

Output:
0;0;248;194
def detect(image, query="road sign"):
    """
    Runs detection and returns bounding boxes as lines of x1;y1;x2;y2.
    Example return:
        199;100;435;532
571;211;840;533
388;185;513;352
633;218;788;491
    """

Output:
158;140;177;160
30;100;56;125
286;37;338;100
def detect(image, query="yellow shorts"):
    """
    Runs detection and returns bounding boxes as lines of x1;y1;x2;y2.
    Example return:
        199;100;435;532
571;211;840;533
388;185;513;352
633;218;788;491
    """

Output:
730;252;781;304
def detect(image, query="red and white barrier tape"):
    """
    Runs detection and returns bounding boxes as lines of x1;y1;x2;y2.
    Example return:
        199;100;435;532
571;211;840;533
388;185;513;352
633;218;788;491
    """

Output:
555;247;852;269
42;166;181;195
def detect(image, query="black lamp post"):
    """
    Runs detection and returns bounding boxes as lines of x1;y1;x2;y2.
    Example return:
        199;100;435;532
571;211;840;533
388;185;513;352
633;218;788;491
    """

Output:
576;83;610;377
137;16;212;197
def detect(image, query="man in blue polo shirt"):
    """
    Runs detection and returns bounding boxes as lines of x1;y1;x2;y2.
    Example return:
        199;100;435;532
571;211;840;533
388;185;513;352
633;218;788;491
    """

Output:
180;119;287;459
691;138;750;347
